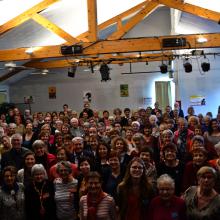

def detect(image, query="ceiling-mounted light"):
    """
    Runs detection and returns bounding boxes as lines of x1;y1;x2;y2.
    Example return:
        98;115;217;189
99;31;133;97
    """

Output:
159;62;168;74
201;56;210;72
68;66;77;78
100;63;111;82
183;58;192;73
25;47;34;55
197;37;208;43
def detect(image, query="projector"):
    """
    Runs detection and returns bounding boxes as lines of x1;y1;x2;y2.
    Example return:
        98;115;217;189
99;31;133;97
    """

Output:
61;45;83;55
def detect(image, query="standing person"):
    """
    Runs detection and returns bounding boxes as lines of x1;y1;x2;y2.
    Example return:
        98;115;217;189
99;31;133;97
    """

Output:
149;174;186;220
22;123;37;150
0;166;26;220
117;157;154;220
157;143;184;195
1;133;29;170
17;151;36;187
54;161;78;220
25;164;56;220
183;166;220;220
79;171;117;220
32;140;56;174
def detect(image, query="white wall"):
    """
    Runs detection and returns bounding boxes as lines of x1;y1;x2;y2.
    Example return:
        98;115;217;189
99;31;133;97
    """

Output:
9;62;174;113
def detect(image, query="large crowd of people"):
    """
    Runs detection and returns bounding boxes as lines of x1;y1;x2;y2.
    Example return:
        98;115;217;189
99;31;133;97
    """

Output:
0;101;220;220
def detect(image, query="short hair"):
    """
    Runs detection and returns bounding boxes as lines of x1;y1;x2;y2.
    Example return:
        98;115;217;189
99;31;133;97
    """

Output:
131;121;140;127
197;166;217;179
85;171;102;183
191;135;204;145
11;133;23;142
157;174;175;188
161;129;173;138
72;136;83;143
32;140;46;150
56;161;72;174
2;165;17;177
31;164;48;179
163;143;178;153
124;108;131;113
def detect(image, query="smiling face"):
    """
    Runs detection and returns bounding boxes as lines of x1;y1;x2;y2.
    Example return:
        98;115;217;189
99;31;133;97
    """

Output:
130;161;144;179
198;172;215;191
34;172;45;183
87;177;102;195
115;139;124;154
4;170;16;187
164;148;176;161
108;156;120;170
193;151;207;166
158;181;175;201
25;154;36;168
98;144;108;159
79;160;90;175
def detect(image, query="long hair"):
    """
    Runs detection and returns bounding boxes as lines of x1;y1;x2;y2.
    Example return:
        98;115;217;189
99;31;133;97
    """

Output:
118;157;152;197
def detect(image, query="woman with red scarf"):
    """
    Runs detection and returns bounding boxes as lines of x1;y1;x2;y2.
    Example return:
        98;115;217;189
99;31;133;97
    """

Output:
79;171;117;220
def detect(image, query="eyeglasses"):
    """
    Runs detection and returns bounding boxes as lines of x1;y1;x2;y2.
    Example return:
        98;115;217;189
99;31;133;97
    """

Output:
130;166;143;170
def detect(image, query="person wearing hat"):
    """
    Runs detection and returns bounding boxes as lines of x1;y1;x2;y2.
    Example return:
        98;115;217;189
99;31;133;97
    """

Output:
157;143;184;195
183;166;220;220
182;147;211;192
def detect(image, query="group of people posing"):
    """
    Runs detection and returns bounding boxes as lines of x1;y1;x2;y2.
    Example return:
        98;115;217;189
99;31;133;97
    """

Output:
0;101;220;220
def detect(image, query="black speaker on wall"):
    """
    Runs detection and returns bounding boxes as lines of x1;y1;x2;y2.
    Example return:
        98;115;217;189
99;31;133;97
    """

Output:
68;66;77;78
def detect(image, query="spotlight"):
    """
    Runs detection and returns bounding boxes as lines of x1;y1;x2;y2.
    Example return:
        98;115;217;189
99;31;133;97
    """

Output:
100;63;111;81
201;61;210;72
68;66;77;78
201;56;210;72
160;63;168;74
183;58;192;73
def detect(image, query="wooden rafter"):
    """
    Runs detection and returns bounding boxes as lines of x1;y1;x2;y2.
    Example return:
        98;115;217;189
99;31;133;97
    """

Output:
23;52;173;69
0;0;60;36
107;1;159;40
87;0;98;42
152;0;220;23
77;0;151;40
31;14;79;44
0;33;219;61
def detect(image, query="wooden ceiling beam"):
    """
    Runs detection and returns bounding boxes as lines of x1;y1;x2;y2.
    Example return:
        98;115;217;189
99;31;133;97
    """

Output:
31;13;79;44
0;33;219;61
0;0;60;36
24;52;173;68
87;0;98;42
152;0;220;23
107;1;159;40
77;0;151;40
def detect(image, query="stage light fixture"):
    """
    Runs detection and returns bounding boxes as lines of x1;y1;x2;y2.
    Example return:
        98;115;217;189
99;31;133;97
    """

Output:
159;63;168;74
68;66;77;78
183;58;192;73
201;58;210;72
100;63;111;82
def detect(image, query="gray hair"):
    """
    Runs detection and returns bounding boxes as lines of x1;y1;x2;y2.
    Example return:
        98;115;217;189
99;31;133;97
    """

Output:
131;121;140;127
56;161;72;174
72;136;83;143
157;174;175;188
162;129;174;138
32;140;46;150
11;133;23;142
31;164;48;179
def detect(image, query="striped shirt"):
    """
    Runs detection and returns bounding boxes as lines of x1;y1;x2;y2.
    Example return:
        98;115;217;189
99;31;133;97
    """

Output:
54;178;78;220
79;193;117;220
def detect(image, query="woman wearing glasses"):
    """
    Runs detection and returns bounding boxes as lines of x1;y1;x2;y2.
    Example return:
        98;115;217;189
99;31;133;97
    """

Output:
117;157;154;220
